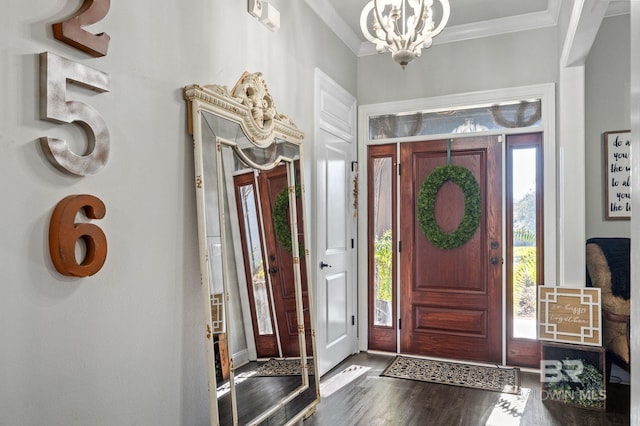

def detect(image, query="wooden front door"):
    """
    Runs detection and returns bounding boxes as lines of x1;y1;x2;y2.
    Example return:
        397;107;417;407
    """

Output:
234;165;312;358
399;136;502;363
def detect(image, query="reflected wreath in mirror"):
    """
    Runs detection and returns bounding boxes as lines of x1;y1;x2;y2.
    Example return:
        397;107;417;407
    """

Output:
273;184;305;255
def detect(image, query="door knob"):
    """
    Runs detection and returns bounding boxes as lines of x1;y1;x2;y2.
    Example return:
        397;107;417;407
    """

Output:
320;261;332;270
490;257;501;265
268;267;278;274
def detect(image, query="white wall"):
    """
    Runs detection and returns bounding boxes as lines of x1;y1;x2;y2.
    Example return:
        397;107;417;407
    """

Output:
0;1;355;424
585;14;631;238
630;3;640;423
357;27;558;105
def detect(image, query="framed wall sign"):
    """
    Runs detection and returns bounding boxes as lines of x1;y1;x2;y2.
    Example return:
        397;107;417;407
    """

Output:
538;287;602;346
604;130;631;220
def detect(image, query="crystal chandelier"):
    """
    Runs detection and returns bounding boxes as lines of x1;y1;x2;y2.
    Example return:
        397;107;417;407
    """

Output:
360;0;450;69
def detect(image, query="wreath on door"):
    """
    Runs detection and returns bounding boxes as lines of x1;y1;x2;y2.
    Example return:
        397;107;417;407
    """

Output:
272;184;305;255
417;164;481;250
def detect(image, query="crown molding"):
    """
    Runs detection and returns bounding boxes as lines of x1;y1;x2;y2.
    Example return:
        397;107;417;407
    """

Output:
308;0;564;58
434;0;561;45
561;0;611;67
605;0;631;17
304;0;362;55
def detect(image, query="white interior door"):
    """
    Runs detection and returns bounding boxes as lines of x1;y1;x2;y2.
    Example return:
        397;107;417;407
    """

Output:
314;69;357;376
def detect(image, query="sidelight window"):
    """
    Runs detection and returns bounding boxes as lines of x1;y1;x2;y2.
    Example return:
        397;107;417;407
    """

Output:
372;157;393;327
507;134;544;345
367;144;398;352
238;183;274;335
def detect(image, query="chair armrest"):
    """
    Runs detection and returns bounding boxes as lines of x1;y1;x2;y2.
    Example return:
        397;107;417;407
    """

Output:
603;309;630;325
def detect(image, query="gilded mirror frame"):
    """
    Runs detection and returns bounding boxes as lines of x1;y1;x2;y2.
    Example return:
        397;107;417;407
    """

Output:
184;72;319;425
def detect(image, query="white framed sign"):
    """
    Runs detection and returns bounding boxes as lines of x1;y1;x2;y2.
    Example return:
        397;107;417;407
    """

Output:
538;287;602;346
604;130;631;220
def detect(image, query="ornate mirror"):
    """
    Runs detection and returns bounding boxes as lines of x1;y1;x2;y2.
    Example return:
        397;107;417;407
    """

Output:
184;72;319;425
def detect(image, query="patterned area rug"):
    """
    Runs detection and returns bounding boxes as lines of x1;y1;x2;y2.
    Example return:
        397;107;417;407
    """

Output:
250;358;315;377
381;356;520;394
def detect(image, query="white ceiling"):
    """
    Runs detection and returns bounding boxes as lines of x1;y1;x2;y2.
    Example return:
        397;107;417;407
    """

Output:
304;0;631;57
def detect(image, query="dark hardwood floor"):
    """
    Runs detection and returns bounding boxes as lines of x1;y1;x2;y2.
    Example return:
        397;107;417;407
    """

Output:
216;361;318;425
303;352;630;426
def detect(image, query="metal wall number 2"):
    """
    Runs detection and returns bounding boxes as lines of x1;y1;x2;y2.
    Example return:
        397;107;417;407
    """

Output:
53;0;111;57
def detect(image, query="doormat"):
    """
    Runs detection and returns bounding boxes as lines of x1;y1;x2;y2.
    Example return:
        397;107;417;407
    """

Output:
381;356;520;394
250;358;315;377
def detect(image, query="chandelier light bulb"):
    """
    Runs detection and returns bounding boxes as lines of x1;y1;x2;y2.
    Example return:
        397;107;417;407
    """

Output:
360;0;450;69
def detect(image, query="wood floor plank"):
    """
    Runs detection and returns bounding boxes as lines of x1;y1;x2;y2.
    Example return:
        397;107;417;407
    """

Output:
303;352;630;426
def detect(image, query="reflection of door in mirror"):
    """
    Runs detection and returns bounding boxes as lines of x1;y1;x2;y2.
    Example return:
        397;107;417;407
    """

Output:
233;171;277;358
233;163;312;358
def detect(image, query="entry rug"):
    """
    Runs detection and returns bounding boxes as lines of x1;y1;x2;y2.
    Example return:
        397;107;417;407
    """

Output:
381;356;520;395
250;358;315;377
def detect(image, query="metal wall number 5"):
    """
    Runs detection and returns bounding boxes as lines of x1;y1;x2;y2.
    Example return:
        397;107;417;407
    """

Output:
40;51;111;176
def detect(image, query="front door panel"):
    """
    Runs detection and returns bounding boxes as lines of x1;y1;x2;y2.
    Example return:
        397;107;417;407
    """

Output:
400;136;502;363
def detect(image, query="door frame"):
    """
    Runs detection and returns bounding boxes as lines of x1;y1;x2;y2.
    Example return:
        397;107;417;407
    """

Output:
357;84;557;365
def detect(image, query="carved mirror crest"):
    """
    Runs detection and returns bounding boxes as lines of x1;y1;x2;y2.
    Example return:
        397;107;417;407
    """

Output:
184;72;319;425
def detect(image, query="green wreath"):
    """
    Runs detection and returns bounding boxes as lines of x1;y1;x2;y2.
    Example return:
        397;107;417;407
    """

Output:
272;184;304;255
417;164;481;250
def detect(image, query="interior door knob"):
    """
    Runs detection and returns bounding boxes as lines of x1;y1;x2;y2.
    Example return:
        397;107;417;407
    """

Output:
490;257;502;265
320;261;332;270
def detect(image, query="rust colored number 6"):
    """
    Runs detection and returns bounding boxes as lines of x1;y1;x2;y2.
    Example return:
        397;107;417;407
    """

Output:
53;0;111;57
49;194;107;277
